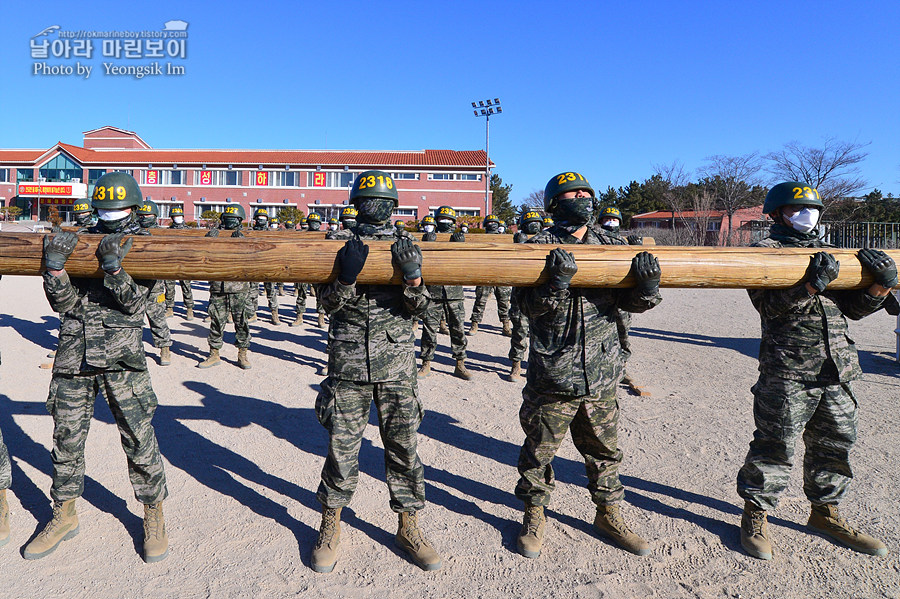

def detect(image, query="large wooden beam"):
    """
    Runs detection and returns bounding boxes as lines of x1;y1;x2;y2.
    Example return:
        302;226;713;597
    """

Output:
1;232;895;289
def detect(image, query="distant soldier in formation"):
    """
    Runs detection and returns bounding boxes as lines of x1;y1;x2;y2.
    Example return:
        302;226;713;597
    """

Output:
339;206;358;230
137;200;173;366
27;172;169;563
198;205;252;369
420;215;437;241
542;216;554;231
508;209;543;380
513;172;662;560
327;217;340;233
737;182;896;561
418;206;471;380
468;214;512;336
310;170;441;573
71;197;95;229
394;220;407;234
299;213;327;328
164;206;195;320
251;209;281;325
497;220;507;234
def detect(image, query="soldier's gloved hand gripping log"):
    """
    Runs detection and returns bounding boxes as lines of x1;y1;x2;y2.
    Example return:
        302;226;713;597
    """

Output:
858;248;898;289
632;251;661;295
546;248;577;290
43;231;80;271
97;233;134;274
805;252;840;293
337;237;368;285
392;238;423;281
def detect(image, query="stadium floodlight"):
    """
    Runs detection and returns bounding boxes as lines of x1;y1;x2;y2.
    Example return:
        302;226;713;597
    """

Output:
470;97;502;218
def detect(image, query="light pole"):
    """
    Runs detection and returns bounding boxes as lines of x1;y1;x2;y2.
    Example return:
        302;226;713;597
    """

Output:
472;98;501;218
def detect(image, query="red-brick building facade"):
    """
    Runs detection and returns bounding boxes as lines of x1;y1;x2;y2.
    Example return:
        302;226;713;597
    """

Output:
0;126;494;224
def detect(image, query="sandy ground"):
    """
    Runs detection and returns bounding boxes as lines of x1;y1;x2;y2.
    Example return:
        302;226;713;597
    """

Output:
0;267;899;599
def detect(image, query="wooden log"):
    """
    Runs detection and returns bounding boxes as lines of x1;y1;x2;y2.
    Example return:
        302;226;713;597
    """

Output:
1;232;895;289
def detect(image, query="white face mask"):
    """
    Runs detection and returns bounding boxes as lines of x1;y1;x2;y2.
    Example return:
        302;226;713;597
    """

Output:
329;224;339;231
788;208;819;233
498;226;506;233
173;216;184;224
461;226;468;233
423;224;435;233
601;218;619;228
97;209;131;221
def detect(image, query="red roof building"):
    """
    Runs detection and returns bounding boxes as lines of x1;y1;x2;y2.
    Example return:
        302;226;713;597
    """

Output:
630;205;768;246
0;126;494;223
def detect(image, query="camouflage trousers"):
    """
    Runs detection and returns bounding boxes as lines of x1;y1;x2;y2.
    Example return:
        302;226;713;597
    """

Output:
207;290;251;349
515;384;624;507
615;309;632;364
164;280;194;310
295;283;324;316
471;286;512;323
315;377;426;512
260;282;278;313
145;285;171;348
508;292;529;361
46;370;168;504
0;426;10;490
249;282;261;314
420;299;467;361
737;374;858;511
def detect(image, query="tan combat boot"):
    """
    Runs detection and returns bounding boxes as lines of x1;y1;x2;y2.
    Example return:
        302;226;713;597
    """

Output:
438;320;450;335
143;502;169;563
454;359;472;380
226;312;233;324
0;489;9;548
466;322;478;336
24;499;79;560
501;319;512;337
310;507;342;573
412;321;419;334
248;312;258;323
808;503;887;556
508;360;524;381
164;307;174;318
271;311;281;326
159;346;172;366
185;307;194;321
237;348;252;370
289;314;303;328
516;504;545;558
593;503;650;556
740;501;773;560
197;348;221;369
395;511;442;571
317;313;326;328
417;360;431;378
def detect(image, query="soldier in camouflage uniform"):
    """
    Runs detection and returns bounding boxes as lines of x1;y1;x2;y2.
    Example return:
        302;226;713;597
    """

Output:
137;200;173;366
736;182;896;560
26;172;169;563
163;206;195;320
250;209;280;325
0;337;10;547
507;210;544;381
418;206;471;380
514;172;662;560
468;214;512;336
310;170;441;574
198;204;252;369
303;213;327;329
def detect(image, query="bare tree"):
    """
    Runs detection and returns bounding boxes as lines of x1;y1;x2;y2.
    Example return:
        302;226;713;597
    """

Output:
651;160;691;230
519;189;545;214
698;152;764;245
764;138;870;212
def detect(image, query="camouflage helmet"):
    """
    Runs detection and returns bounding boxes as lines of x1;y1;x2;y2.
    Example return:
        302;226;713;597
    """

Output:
349;170;399;207
763;181;824;214
340;206;358;222
600;206;622;222
520;210;543;226
270;216;279;224
170;205;184;217
543;216;555;227
137;199;160;217
91;172;143;210
306;213;322;224
328;217;339;225
436;205;457;222
543;172;594;212
72;197;93;214
284;220;295;228
221;203;246;221
483;214;500;227
422;215;436;227
394;220;406;230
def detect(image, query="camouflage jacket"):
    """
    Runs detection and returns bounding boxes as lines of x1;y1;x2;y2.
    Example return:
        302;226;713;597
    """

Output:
208;224;251;294
749;224;885;383
515;225;662;396
420;233;463;301
43;218;153;374
319;225;431;382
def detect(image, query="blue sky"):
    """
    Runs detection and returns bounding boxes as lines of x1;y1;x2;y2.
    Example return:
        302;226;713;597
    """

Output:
2;0;898;203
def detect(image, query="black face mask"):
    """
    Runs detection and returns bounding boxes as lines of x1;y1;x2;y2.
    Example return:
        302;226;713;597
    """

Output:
484;222;499;233
436;218;453;233
139;215;157;228
357;198;395;225
308;221;321;231
74;212;93;227
99;212;135;233
222;216;242;230
341;219;356;229
524;221;541;235
554;197;595;229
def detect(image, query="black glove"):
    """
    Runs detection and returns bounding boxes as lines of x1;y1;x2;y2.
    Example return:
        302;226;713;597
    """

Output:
546;248;577;290
627;234;643;246
391;237;423;281
43;232;80;271
205;229;220;238
97;233;134;273
858;248;898;288
337;238;368;285
450;231;465;243
422;231;437;242
632;251;661;295
230;229;244;238
805;252;840;293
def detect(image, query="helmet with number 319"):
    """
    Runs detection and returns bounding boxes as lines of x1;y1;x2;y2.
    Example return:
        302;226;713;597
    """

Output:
763;181;824;215
543;172;594;212
350;170;399;207
91;172;143;210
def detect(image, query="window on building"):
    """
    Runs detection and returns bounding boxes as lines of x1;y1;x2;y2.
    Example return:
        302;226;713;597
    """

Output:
17;168;34;182
457;174;480;181
456;209;481;217
392;208;416;217
143;170;184;185
169;170;183;185
707;220;721;231
0;169;8;183
273;171;298;187
39;154;83;182
430;173;452;180
392;172;418;180
88;169;107;184
306;171;357;188
197;170;243;186
113;169;133;176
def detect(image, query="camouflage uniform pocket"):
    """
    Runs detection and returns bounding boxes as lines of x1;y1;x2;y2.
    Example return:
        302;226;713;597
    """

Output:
315;377;337;431
46;377;60;414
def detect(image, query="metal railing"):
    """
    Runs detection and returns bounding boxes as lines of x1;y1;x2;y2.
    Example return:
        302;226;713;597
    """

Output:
821;222;900;249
